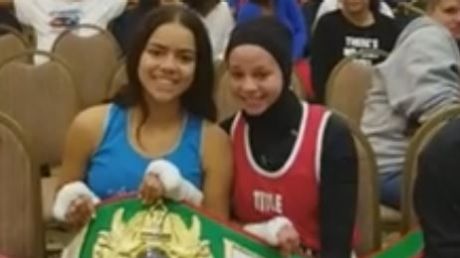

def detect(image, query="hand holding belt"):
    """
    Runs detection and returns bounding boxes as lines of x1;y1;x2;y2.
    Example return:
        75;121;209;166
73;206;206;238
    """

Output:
145;159;203;206
243;216;294;246
52;181;100;221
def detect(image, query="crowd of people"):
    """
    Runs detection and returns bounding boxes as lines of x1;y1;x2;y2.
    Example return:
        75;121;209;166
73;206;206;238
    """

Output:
1;0;460;257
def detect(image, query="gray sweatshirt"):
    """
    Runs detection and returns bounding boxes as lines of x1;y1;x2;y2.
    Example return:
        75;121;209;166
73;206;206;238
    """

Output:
361;16;460;174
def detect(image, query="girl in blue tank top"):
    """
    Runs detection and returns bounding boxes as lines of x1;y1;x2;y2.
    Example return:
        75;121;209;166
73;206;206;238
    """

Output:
53;6;233;229
85;104;203;199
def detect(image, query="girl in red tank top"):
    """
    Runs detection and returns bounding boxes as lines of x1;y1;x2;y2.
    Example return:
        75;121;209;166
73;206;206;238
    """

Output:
222;17;358;257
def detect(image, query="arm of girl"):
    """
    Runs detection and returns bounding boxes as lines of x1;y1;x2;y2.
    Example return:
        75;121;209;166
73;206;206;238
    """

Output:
319;115;358;258
201;122;234;219
54;105;109;229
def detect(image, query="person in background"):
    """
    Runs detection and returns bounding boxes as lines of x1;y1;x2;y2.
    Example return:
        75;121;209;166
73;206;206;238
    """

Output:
111;0;160;54
313;0;394;28
13;0;127;63
228;0;247;15
414;117;460;258
236;0;307;61
52;5;232;229
361;0;460;209
0;6;22;34
223;17;358;257
300;0;321;56
310;0;399;103
184;0;235;60
111;0;184;55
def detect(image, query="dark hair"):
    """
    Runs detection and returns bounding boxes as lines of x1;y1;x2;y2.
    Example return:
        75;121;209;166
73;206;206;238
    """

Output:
249;0;272;6
113;5;216;125
369;0;379;14
182;0;220;16
138;0;160;8
341;0;379;15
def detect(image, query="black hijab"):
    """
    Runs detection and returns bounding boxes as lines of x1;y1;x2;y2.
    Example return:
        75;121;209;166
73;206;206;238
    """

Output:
225;16;303;170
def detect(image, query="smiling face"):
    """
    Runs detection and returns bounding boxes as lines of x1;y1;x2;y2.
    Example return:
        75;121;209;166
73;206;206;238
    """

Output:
341;0;370;15
429;0;460;39
137;22;196;104
227;45;283;116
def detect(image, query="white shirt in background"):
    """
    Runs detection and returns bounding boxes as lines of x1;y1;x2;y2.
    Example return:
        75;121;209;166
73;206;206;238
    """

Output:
202;1;235;61
14;0;127;63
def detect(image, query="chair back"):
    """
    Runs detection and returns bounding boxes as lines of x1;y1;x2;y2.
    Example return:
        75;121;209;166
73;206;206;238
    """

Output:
0;24;28;64
325;50;388;125
0;112;44;258
108;61;128;99
52;24;121;107
401;105;460;233
0;50;80;167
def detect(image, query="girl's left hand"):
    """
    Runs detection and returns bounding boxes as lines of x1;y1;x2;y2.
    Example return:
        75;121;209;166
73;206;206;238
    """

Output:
277;224;301;257
139;172;165;205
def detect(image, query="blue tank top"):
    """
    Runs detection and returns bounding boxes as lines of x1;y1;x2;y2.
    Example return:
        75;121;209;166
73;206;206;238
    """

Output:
85;104;203;199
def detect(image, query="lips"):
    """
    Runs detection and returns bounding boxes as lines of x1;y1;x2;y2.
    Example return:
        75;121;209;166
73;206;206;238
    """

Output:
154;77;176;84
151;75;181;89
240;95;265;108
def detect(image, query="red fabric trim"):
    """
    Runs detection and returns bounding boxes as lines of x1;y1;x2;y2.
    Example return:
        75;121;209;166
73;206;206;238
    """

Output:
294;59;315;100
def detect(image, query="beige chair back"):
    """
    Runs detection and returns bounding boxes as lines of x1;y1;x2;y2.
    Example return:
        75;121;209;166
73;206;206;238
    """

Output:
214;59;226;86
334;112;381;255
291;72;306;100
401;105;460;233
0;50;80;167
0;24;28;64
108;61;128;99
397;1;425;16
0;112;44;258
52;24;121;108
214;70;240;122
325;50;387;125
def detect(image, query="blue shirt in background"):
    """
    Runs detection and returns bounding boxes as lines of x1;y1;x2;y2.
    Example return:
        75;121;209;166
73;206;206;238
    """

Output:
236;0;308;60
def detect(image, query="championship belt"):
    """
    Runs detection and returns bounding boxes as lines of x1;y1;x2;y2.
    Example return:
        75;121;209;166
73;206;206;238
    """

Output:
61;197;304;258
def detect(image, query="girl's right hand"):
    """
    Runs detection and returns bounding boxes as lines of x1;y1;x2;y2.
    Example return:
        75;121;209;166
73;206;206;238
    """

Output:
64;195;95;230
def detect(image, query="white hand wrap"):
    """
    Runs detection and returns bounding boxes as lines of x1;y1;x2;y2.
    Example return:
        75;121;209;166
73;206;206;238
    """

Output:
243;216;293;246
145;159;203;206
52;181;100;221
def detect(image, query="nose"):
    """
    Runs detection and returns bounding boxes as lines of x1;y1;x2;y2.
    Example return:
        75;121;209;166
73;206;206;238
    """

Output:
239;76;258;93
160;53;177;72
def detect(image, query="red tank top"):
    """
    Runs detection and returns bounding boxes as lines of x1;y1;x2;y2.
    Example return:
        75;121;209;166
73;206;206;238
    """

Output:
231;103;329;251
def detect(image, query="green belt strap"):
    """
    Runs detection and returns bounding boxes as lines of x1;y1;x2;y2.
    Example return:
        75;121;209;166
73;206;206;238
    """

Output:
372;231;423;258
71;197;305;258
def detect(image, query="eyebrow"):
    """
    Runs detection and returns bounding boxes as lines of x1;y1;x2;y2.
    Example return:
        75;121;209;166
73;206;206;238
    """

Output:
147;42;195;54
229;64;269;71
